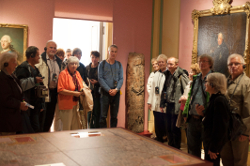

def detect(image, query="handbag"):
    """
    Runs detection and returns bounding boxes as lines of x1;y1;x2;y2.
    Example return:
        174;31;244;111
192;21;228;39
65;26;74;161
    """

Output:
228;74;247;141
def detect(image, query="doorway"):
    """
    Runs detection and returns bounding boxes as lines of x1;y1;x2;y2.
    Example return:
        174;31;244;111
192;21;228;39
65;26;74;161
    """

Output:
53;18;113;65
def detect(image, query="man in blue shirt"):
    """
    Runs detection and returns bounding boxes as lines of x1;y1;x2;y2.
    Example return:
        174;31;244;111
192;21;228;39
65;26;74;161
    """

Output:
98;45;123;128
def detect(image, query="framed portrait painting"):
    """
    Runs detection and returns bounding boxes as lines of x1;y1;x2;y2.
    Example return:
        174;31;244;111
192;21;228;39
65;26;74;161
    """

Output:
0;24;28;63
192;1;250;76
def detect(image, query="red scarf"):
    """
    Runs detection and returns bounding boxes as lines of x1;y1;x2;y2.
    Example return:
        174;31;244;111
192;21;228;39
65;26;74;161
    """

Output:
68;68;81;101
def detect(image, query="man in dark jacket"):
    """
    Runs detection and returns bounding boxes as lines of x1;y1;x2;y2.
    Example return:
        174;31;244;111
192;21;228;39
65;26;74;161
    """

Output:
86;51;101;128
15;46;45;132
72;48;88;85
160;57;189;149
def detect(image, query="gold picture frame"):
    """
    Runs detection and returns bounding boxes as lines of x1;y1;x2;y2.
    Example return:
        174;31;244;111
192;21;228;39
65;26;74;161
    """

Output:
192;0;250;76
0;23;28;63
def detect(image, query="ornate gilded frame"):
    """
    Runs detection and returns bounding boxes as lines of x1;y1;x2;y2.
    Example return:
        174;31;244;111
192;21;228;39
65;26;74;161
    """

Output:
0;23;28;62
192;0;250;76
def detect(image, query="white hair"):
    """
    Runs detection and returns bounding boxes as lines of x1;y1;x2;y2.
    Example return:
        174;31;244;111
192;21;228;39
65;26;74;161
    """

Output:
46;40;57;47
207;73;227;95
157;54;168;63
0;52;17;70
1;35;12;43
67;56;80;67
227;53;246;65
218;32;224;39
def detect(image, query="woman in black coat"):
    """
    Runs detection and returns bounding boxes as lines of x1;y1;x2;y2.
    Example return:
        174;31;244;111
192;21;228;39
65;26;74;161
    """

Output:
195;73;230;166
0;52;28;135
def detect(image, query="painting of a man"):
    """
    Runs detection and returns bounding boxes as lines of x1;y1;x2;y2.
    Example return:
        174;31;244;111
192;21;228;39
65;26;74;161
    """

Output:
0;35;20;63
197;12;246;77
0;24;27;63
210;33;229;76
1;35;13;53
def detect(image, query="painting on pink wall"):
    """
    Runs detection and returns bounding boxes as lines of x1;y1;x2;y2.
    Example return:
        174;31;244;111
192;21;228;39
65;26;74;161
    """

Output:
0;23;28;64
191;1;250;76
198;13;246;77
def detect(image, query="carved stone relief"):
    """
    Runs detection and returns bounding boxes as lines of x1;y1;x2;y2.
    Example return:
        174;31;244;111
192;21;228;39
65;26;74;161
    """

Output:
126;53;145;133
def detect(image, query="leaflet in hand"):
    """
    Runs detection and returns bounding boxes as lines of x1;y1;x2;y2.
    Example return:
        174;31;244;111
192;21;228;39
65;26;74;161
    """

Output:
25;102;34;109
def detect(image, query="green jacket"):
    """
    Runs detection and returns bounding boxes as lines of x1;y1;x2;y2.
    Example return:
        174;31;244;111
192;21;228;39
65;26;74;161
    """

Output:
182;74;210;122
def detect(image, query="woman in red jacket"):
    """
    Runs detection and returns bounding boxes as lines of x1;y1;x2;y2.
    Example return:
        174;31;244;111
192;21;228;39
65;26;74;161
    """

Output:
57;56;84;130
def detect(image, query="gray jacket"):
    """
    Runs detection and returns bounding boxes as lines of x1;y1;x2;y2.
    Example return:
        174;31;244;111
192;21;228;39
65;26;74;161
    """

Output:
161;67;189;114
227;72;250;135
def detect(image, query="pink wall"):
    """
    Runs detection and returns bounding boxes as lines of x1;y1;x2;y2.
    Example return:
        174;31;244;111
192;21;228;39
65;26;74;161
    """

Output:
113;0;152;130
54;0;113;22
179;0;249;70
0;0;55;53
0;0;152;131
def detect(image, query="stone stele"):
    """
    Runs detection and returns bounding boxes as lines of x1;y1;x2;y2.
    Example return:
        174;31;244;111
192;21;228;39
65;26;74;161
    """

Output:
126;52;145;133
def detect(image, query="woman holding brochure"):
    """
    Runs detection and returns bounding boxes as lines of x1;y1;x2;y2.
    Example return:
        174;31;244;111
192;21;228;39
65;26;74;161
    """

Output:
0;52;28;135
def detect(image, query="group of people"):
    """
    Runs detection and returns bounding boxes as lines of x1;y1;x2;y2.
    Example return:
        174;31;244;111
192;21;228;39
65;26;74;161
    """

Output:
0;40;123;135
147;54;250;166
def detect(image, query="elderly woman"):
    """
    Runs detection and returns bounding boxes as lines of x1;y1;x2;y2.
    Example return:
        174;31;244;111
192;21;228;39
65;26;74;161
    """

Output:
0;52;28;135
147;58;160;94
146;58;159;133
57;56;84;130
147;54;168;143
196;73;230;166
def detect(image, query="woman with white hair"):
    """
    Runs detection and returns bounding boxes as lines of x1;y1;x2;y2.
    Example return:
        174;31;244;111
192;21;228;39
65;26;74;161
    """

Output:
57;56;85;130
0;52;28;135
195;73;230;166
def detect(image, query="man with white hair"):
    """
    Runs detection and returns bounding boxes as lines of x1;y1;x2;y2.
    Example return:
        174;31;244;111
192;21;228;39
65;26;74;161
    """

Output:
36;40;62;132
220;54;250;166
0;35;12;53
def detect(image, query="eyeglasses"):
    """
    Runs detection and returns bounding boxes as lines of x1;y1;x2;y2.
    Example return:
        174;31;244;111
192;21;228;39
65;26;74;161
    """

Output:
228;63;243;67
198;60;209;63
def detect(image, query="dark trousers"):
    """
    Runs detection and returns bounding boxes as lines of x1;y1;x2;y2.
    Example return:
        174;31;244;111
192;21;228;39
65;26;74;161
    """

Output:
99;91;120;128
153;111;168;143
89;94;101;128
43;88;57;132
187;116;203;158
204;147;221;166
166;103;181;149
30;105;42;132
21;111;34;134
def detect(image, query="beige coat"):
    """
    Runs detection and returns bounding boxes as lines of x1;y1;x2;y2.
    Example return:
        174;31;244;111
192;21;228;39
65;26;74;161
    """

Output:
227;72;250;135
79;82;93;129
147;71;166;112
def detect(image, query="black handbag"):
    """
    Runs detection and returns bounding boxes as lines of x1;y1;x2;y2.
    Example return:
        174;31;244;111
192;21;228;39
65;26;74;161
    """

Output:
228;74;247;141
